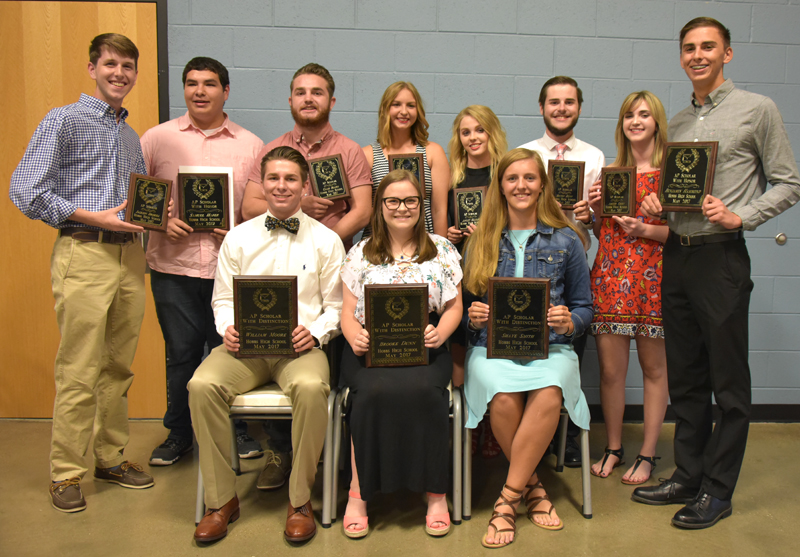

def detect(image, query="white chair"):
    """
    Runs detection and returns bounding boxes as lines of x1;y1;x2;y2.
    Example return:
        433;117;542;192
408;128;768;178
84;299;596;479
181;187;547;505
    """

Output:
461;405;592;520
322;384;465;527
554;409;592;518
194;383;339;524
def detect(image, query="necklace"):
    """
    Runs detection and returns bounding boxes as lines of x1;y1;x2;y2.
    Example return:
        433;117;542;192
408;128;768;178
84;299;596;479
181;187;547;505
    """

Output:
508;230;529;249
395;241;416;261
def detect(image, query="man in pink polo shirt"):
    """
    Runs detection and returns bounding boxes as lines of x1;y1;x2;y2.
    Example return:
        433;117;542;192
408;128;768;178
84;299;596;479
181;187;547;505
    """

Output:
140;57;264;466
241;63;372;250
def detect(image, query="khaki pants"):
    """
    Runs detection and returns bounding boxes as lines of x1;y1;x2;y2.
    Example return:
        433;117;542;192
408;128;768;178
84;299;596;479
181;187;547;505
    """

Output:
189;344;330;508
49;235;146;480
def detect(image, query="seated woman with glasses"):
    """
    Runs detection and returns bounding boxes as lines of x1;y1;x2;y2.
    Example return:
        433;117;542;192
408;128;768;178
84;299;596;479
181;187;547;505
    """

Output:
462;148;592;548
339;169;463;539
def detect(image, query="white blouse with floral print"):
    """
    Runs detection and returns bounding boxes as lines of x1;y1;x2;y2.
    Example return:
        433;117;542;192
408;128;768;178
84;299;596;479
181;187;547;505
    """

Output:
341;234;463;326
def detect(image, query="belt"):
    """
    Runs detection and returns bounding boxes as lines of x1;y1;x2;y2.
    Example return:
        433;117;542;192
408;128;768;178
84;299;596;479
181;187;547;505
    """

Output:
59;227;136;244
668;230;743;247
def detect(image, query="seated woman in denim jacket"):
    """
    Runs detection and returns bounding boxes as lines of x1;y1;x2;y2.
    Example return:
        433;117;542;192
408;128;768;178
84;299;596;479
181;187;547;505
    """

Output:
462;148;592;548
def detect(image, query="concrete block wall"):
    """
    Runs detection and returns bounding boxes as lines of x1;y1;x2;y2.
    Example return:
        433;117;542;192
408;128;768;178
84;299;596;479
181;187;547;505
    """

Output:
166;0;800;405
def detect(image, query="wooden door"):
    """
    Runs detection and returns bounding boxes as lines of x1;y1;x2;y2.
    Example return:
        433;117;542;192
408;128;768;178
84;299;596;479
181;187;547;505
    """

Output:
0;1;166;418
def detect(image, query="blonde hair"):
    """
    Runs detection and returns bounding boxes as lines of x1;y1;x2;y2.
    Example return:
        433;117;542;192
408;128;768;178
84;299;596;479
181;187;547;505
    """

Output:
376;82;429;149
463;149;583;296
448;105;508;189
612;91;668;168
363;170;437;265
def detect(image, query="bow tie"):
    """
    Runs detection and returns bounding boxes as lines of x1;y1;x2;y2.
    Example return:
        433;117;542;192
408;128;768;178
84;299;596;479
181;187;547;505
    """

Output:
265;216;300;234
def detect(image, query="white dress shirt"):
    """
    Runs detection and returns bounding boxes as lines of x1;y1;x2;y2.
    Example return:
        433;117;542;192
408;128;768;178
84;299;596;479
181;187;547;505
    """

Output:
212;209;345;345
519;133;606;248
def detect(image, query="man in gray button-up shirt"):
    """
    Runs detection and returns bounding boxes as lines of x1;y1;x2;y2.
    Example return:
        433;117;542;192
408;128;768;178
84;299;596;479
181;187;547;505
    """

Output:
637;17;800;529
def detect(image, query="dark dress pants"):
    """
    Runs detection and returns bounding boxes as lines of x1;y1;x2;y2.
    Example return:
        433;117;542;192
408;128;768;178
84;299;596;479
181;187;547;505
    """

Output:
662;236;753;501
151;269;222;440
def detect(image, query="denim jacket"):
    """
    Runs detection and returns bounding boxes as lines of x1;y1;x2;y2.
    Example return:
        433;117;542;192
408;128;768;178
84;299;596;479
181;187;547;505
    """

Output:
463;222;593;347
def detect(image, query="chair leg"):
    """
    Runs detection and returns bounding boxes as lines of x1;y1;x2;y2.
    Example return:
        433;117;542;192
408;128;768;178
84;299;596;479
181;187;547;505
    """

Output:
195;467;205;525
331;389;347;523
451;386;462;525
556;411;568;472
580;428;592;518
463;425;472;521
230;419;241;475
322;388;337;528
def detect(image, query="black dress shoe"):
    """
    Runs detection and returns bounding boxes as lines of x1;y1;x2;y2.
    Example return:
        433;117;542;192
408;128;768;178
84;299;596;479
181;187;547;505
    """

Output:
672;492;732;529
631;479;697;505
563;436;581;468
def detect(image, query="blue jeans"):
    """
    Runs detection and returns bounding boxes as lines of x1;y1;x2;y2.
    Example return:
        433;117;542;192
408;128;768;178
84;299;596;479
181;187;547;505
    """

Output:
150;270;222;440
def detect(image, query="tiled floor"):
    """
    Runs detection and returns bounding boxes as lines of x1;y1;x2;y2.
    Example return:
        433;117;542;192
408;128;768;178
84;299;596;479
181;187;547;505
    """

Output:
1;419;797;556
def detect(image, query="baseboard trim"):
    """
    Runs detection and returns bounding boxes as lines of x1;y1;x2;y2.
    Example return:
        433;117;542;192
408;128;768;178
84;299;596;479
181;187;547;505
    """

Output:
588;404;800;423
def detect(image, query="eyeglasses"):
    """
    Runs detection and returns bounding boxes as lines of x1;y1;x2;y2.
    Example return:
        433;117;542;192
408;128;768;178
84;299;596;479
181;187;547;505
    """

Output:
382;196;421;210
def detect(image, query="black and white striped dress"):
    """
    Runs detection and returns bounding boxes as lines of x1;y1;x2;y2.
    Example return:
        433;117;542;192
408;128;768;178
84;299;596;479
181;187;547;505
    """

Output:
364;142;434;237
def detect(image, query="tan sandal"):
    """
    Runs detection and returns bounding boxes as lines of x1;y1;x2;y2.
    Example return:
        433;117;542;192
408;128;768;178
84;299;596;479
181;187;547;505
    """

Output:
524;481;564;531
481;485;522;549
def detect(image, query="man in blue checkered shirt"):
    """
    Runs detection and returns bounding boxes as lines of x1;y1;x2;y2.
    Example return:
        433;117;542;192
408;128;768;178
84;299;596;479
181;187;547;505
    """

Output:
10;33;155;513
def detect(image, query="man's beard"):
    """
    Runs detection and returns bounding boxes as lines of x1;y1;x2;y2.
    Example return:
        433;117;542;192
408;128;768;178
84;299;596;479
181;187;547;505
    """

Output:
291;104;331;128
544;114;579;138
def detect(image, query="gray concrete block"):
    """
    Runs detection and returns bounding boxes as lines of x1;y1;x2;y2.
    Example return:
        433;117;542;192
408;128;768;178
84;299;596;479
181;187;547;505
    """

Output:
570;118;617;161
426;113;461;150
767;352;800;389
591;80;672;119
168;0;190;25
191;0;271;26
233;27;315;70
667;81;694;120
750;276;775;314
753;5;800;45
752;388;800;405
513;76;549;116
555;38;633;80
632;41;686;82
225;109;295;145
502;115;543;149
517;0;597;37
726;45;786;85
750;314;800;351
597;0;673;40
673;1;752;44
434;74;515;116
395;33;476;74
315;30;396;72
169;107;184;121
353;73;436;112
274;0;355;29
749;237;800;277
168;66;186;111
773;277;800;314
474;35;554;76
744;84;800;125
749;351;770;388
225;69;295;110
328;111;376;148
169;25;234;69
438;0;517;34
788;47;800;85
356;0;436;31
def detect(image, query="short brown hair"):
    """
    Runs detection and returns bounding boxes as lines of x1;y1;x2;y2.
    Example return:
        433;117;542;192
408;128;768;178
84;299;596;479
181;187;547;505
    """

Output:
291;63;335;97
679;17;731;50
89;33;139;70
260;146;309;183
538;76;583;108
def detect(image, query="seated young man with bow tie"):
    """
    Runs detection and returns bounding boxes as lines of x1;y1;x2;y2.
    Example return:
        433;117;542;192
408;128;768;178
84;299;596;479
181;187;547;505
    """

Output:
189;146;345;544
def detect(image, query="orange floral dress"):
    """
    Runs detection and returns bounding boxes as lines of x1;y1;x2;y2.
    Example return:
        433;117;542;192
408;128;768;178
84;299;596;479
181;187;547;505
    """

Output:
590;171;665;338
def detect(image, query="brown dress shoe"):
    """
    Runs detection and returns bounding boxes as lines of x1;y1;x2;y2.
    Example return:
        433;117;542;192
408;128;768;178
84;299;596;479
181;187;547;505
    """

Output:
194;495;240;543
284;500;316;542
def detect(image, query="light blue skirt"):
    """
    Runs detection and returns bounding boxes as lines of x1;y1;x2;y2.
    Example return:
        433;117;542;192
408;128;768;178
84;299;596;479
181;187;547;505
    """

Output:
464;344;590;430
